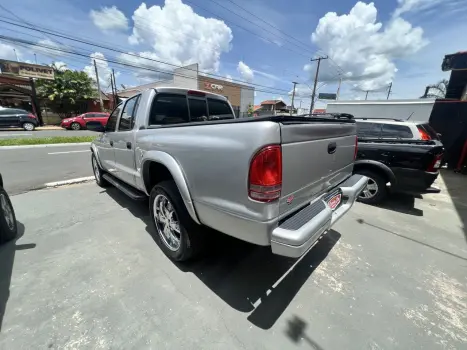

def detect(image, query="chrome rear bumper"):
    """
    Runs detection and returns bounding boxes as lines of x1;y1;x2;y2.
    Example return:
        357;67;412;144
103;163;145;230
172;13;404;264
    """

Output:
271;174;368;258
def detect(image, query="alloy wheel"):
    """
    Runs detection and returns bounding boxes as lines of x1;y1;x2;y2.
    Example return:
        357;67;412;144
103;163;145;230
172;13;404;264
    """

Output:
71;123;80;130
153;194;181;251
359;177;379;199
23;123;34;131
0;193;15;231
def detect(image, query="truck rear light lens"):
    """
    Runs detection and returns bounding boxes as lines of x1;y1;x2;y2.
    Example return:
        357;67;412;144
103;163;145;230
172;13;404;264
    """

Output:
188;90;205;97
427;153;443;172
249;145;282;202
354;136;358;160
418;127;431;140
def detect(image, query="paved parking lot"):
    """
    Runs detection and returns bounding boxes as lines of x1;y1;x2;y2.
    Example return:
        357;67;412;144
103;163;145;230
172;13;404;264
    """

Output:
0;177;466;349
0;129;96;138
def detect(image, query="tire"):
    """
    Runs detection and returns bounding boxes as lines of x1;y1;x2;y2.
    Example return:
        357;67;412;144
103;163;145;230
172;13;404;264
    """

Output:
355;169;388;205
71;122;81;130
22;122;35;131
91;153;109;187
149;180;204;262
0;187;17;244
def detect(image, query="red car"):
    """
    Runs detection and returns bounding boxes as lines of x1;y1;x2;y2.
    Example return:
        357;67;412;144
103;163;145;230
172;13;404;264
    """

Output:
60;112;110;130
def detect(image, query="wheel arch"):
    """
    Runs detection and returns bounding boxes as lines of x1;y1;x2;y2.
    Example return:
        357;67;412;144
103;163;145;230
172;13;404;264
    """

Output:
141;151;201;225
354;160;396;185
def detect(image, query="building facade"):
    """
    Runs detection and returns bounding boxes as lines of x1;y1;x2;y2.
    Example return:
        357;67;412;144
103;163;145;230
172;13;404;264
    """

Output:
118;63;254;117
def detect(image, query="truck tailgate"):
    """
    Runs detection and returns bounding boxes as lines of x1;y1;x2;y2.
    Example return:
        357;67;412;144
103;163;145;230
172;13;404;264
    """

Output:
279;121;356;216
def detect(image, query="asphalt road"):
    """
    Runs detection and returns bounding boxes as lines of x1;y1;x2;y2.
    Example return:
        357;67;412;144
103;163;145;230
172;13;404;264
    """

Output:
0;144;92;194
0;129;97;138
0;181;465;349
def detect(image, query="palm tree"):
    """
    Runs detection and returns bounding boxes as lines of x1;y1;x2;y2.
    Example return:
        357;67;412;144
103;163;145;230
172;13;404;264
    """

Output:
421;79;448;98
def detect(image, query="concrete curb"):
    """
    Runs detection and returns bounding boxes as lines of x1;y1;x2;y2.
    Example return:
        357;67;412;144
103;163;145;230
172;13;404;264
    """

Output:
44;176;95;188
0;142;91;150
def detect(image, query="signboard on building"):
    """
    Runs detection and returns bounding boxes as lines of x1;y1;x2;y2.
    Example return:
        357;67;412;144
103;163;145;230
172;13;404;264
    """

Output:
318;93;337;100
0;59;55;80
204;82;224;91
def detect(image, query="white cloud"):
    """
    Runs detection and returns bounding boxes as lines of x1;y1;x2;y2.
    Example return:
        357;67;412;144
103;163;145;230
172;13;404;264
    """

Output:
84;52;117;91
128;0;232;74
0;42;21;61
52;61;68;71
309;1;427;91
237;61;254;82
288;85;311;98
90;6;129;32
393;0;443;17
225;74;233;82
33;39;63;57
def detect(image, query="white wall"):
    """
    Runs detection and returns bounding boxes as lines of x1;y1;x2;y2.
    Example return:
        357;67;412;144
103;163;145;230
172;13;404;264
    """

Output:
240;86;254;114
326;100;436;122
173;63;198;89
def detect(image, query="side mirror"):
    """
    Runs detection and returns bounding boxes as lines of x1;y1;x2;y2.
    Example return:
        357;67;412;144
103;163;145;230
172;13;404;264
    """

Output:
86;121;105;132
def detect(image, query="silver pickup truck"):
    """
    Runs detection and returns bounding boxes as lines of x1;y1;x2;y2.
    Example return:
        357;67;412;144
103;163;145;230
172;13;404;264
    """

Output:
87;87;367;262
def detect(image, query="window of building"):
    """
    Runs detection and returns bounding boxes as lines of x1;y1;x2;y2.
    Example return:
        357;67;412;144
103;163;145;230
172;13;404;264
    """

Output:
118;95;140;131
381;124;413;138
149;94;189;125
207;98;234;120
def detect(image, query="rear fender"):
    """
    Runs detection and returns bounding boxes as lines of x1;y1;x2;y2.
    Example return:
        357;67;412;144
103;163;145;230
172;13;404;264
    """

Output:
353;160;396;185
141;151;200;225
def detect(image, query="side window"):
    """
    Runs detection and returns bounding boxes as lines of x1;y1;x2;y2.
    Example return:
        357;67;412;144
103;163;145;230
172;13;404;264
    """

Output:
118;95;140;131
189;98;208;122
381;124;413;138
356;122;382;138
83;113;95;119
207;99;234;120
149;93;189;125
105;103;122;132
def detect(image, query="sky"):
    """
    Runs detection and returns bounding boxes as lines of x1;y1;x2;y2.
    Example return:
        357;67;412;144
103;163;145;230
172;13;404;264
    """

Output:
0;0;466;108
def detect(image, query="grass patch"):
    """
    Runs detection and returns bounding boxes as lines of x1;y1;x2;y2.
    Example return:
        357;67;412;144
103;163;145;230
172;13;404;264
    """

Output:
0;136;96;146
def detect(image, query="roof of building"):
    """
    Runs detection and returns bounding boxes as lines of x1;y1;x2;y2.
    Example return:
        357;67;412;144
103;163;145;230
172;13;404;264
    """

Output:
261;100;286;105
253;105;262;111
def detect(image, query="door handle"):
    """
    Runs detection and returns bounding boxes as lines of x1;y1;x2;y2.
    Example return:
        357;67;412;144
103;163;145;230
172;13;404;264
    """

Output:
126;142;132;150
327;142;337;154
110;140;113;147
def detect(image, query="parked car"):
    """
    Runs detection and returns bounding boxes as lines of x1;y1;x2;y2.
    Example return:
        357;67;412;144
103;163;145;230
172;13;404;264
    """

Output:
0;173;17;244
87;88;368;262
60;112;110;130
353;118;444;204
0;108;38;131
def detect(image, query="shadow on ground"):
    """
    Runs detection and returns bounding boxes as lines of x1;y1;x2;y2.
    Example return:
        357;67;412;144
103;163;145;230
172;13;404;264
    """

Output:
371;193;423;217
104;187;340;330
285;315;324;350
0;221;35;332
440;169;467;243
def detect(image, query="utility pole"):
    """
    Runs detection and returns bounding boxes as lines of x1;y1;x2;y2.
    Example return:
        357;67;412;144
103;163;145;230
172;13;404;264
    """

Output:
109;74;115;110
309;56;328;114
290;81;298;115
13;48;18;62
112;69;118;107
365;90;369;100
387;82;392;100
93;59;104;112
34;53;37;64
336;77;342;100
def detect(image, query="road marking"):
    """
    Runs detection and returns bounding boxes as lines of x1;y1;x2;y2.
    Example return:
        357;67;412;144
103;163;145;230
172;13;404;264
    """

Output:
44;176;95;188
0;133;33;137
48;150;90;155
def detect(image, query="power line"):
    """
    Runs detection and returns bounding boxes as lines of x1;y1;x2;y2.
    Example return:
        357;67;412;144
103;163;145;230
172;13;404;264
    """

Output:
0;18;292;94
0;35;289;96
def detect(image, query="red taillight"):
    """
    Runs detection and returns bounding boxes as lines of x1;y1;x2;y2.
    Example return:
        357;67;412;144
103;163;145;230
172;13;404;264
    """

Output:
418;127;431;140
354;136;358;160
249;145;282;202
187;90;205;97
427;153;443;172
28;113;36;119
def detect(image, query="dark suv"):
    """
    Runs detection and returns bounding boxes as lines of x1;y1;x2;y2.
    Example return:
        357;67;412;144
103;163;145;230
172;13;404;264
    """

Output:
0;108;39;131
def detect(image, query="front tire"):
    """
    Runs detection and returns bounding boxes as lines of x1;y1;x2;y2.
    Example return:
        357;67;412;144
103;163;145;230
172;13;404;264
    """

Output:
71;122;81;130
22;122;35;131
92;153;109;187
0;187;17;244
149;180;204;262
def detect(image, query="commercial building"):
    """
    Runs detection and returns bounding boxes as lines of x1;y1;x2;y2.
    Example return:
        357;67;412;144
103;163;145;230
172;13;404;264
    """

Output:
118;64;254;117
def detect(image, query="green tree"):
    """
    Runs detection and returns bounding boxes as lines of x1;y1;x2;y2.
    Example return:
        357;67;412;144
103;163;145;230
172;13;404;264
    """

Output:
247;103;254;117
36;66;97;104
